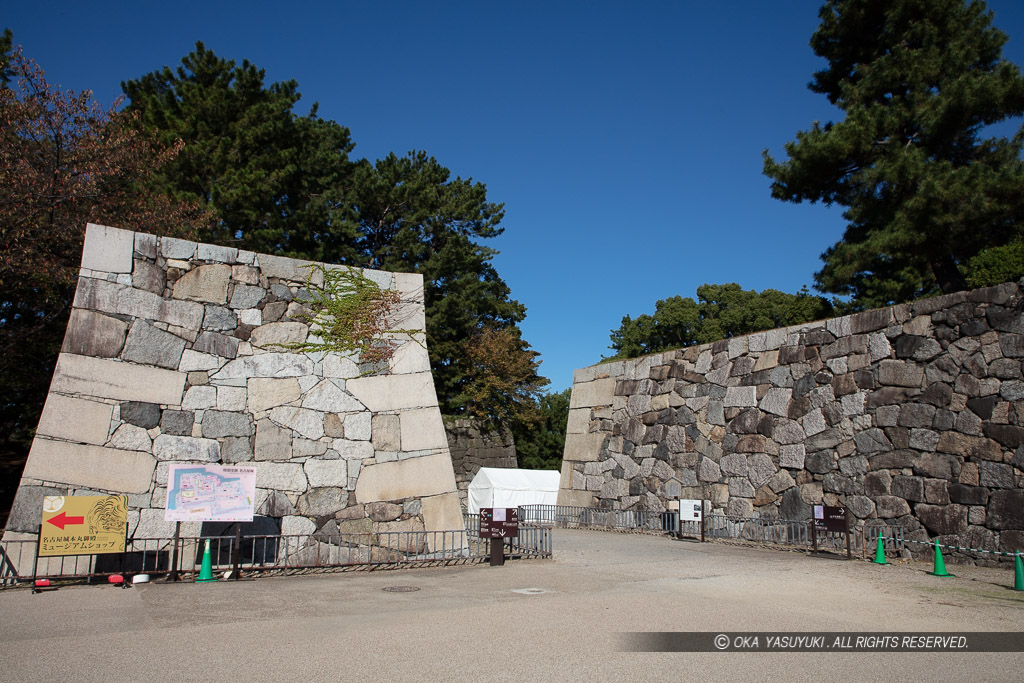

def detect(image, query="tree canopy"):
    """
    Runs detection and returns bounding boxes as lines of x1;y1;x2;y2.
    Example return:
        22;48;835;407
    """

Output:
608;284;833;359
764;0;1024;308
121;43;536;417
512;388;571;471
0;40;205;522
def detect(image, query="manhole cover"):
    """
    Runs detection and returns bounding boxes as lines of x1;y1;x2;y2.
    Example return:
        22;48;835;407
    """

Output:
382;586;420;593
511;588;550;595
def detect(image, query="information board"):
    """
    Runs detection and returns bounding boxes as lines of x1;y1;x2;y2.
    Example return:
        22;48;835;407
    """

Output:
679;499;703;521
479;507;519;538
164;464;256;522
39;495;127;557
813;505;848;532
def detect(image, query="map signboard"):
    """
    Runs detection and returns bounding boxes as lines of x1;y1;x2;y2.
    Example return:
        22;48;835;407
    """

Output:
164;465;256;522
479;507;519;538
39;495;127;557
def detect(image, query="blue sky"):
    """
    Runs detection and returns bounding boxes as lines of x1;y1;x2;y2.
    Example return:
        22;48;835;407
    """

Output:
7;1;1024;391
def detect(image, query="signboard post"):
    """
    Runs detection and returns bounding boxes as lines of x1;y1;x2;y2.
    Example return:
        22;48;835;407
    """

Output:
34;495;129;591
812;504;852;559
479;508;519;566
164;465;256;580
677;499;704;542
38;495;128;557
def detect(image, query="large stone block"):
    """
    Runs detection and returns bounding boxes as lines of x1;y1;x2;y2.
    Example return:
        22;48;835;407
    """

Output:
301;379;364;412
247;377;301;413
304;460;349;488
400;408;448;451
23;439;155;493
212;353;314;380
916;504;967;536
51;354;186;405
172;264;231;303
249;322;308;348
62;309;128;358
270;406;325;440
153;434;220;462
355;453;457;502
81;223;134;273
35;394;113;445
74;277;203;331
193;331;240;359
569;378;617;409
6;485;66;532
258;254;324;285
255;462;308;492
877;360;924;387
121;320;187;369
987;489;1024;529
346;372;439;412
563;431;606;463
421;492;466;540
297;487;347;516
201;410;252;439
254;418;292;461
387;340;430;375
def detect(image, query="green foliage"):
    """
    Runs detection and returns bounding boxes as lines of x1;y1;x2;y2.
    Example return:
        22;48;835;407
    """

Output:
279;264;405;369
764;0;1024;308
123;45;530;416
0;38;204;524
121;42;356;258
965;240;1024;288
0;28;12;86
452;326;549;430
513;389;571;471
608;284;833;359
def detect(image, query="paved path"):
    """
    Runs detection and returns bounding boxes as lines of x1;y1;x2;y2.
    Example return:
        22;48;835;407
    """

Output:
1;529;1022;681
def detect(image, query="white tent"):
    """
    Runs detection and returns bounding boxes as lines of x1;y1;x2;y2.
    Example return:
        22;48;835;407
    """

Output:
467;467;561;514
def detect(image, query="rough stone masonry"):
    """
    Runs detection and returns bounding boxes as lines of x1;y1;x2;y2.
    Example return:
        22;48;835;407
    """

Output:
559;282;1024;558
2;224;464;569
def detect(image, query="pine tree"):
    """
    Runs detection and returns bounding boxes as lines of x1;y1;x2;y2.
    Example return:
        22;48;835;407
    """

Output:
764;0;1024;307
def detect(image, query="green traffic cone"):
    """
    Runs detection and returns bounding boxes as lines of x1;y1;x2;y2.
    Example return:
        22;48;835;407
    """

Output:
195;539;216;583
872;531;888;565
929;541;953;577
1014;553;1023;592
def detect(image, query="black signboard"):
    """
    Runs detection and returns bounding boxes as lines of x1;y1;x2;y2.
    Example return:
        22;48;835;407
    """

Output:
480;508;519;539
813;505;848;533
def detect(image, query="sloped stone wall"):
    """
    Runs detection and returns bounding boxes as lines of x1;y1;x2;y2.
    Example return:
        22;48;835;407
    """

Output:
559;282;1024;556
2;224;464;562
444;417;517;509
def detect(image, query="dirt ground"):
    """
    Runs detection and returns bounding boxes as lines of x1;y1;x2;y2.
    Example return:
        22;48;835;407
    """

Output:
1;528;1022;681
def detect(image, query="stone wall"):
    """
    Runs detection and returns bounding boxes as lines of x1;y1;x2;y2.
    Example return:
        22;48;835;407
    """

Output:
444;417;517;510
2;224;464;565
559;282;1024;557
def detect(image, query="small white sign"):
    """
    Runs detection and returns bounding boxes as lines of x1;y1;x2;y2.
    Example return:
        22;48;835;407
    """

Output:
494;508;506;522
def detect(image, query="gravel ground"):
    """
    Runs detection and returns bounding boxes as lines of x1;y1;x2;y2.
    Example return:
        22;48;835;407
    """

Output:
1;528;1022;681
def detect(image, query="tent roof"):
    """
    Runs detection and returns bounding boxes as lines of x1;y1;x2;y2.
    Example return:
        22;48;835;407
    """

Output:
469;467;561;492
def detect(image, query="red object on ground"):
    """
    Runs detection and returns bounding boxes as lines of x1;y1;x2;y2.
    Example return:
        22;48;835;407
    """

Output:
108;574;124;584
34;579;50;587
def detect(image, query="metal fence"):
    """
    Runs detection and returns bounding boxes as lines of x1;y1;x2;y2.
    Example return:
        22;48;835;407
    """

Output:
518;504;905;557
0;525;552;587
516;505;680;533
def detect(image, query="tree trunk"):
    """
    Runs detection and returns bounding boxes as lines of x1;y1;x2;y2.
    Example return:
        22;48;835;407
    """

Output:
930;254;968;294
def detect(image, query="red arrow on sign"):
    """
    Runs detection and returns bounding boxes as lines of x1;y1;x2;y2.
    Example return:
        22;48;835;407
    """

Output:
46;512;85;530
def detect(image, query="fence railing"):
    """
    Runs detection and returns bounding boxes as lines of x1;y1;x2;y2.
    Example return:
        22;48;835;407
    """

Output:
517;504;905;557
0;525;552;587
